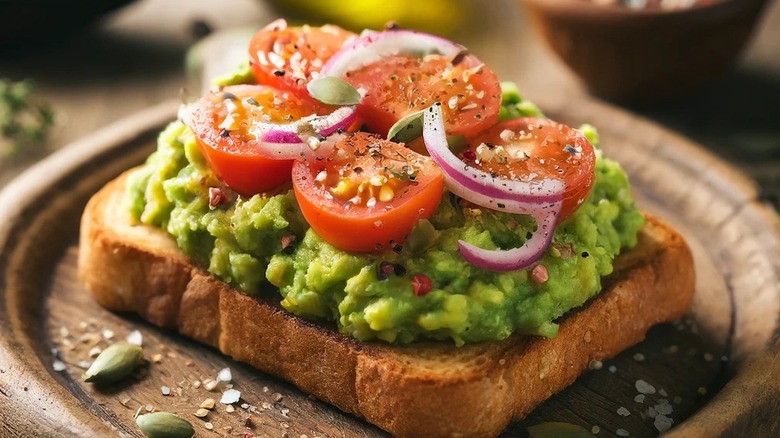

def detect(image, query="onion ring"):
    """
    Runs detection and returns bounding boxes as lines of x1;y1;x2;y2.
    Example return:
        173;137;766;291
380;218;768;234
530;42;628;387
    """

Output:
422;103;563;271
321;30;463;78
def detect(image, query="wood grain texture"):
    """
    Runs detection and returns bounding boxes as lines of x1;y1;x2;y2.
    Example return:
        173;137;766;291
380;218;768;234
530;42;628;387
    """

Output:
0;96;778;437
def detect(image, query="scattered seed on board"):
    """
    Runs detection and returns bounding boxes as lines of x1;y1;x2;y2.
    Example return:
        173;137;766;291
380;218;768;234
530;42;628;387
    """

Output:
136;412;194;438
200;398;216;410
82;342;144;385
194;408;209;418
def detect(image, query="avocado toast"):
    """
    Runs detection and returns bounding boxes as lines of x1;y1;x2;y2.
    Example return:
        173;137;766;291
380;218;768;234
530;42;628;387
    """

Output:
78;20;695;437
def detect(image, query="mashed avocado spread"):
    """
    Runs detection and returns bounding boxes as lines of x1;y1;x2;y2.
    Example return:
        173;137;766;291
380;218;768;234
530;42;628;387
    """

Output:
128;94;644;345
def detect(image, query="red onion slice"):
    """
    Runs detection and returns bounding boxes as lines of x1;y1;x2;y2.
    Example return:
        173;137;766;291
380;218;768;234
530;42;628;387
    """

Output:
321;30;463;78
179;102;357;160
422;103;563;271
458;208;559;272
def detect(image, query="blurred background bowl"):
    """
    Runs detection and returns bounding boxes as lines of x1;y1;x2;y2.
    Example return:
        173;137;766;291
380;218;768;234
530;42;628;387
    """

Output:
518;0;770;101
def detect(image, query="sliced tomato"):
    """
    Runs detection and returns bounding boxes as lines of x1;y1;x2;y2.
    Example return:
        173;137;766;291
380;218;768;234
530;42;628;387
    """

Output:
462;117;596;221
344;52;501;138
292;132;445;253
248;19;357;95
188;84;333;196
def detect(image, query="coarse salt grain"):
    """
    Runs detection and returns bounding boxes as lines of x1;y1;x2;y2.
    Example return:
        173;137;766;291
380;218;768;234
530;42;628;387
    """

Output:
616;429;630;437
617;407;631;417
659;389;668;397
126;330;142;346
221;389;241;404
654;414;674;432
161;386;171;396
656;402;673;416
53;360;66;372
608;365;617;373
102;329;114;340
635;379;656;394
634;394;645;403
217;367;232;383
632;353;645;362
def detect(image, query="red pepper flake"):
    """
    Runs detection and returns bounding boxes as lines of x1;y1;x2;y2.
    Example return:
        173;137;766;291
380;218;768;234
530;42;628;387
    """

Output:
411;274;433;296
531;264;549;284
281;234;296;255
377;261;396;280
208;187;228;208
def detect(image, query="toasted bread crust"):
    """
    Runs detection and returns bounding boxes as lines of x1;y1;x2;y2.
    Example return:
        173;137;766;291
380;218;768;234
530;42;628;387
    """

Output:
78;170;695;438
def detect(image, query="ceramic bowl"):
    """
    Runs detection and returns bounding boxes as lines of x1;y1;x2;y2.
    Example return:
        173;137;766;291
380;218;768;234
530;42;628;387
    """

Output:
519;0;770;101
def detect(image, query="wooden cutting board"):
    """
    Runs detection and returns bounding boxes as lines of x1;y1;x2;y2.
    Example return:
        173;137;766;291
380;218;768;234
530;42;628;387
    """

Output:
0;93;778;438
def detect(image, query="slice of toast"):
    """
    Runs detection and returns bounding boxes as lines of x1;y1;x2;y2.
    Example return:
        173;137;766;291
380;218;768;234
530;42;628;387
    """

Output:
78;169;695;438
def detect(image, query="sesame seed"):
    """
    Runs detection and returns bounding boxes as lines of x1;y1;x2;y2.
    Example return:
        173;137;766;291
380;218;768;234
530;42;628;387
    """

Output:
616;429;630;437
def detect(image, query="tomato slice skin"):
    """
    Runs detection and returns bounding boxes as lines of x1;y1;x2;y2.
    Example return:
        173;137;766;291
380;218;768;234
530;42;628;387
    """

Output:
344;53;501;138
292;132;445;253
463;117;596;221
188;84;330;197
248;20;357;96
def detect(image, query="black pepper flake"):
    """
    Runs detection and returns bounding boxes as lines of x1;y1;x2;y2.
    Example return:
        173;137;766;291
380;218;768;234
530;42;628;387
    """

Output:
581;251;590;258
220;129;230;138
451;50;468;66
392;244;403;253
246;97;259;106
222;92;237;100
496;203;506;209
273;69;286;77
526;231;534;240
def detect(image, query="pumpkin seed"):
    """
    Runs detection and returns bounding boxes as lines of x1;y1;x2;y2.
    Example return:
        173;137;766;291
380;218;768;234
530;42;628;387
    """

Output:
82;341;143;384
136;412;195;438
527;422;597;438
387;109;424;143
307;76;360;106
